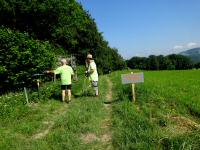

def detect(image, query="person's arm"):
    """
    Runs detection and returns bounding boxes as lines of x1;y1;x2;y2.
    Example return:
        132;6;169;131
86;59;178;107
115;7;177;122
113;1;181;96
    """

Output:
88;63;96;74
85;67;93;77
46;70;54;74
46;67;60;74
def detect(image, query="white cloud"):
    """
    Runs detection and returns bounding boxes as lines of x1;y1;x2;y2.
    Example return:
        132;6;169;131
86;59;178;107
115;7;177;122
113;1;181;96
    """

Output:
187;42;198;48
173;45;184;50
172;42;199;54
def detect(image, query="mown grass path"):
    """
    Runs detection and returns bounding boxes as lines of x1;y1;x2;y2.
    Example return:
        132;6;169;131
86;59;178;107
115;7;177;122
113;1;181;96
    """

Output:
31;104;69;140
79;76;114;150
0;75;114;150
100;77;113;149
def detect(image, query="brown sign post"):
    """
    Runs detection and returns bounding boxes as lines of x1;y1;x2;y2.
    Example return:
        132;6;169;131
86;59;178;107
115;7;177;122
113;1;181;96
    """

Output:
121;72;144;102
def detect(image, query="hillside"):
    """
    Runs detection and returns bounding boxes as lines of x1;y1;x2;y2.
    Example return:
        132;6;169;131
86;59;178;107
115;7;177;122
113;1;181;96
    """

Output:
179;47;200;63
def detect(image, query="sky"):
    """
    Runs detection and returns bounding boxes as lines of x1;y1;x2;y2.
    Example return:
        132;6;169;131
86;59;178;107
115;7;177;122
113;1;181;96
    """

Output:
77;0;200;59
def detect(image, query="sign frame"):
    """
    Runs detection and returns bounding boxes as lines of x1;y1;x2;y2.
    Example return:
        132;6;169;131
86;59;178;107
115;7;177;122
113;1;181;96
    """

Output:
121;72;144;103
121;72;144;84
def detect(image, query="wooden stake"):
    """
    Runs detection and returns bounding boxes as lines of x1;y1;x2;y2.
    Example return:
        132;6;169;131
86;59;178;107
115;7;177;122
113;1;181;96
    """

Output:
132;83;136;102
37;79;40;99
131;72;136;102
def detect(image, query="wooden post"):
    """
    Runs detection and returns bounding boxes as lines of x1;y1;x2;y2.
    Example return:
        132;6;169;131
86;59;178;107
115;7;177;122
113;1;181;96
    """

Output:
37;79;40;88
132;83;136;102
37;79;40;99
54;74;56;82
131;72;136;102
24;87;29;104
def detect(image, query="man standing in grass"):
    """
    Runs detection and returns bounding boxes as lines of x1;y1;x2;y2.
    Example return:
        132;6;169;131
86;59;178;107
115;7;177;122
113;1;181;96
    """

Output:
47;58;74;103
85;54;99;96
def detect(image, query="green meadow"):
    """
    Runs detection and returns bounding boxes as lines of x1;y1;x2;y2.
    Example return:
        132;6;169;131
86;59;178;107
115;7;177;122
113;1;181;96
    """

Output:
111;70;200;149
0;69;200;150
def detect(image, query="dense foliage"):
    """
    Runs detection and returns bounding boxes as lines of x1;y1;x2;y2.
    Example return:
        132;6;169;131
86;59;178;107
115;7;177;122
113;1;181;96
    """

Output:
0;27;56;89
127;54;194;70
194;62;200;69
0;0;125;73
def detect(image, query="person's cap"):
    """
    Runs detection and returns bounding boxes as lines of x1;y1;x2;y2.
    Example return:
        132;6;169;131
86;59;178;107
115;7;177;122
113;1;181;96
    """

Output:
87;54;93;59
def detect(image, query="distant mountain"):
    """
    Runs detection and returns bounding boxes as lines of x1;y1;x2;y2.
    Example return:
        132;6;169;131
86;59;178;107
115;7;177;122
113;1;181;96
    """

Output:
179;47;200;63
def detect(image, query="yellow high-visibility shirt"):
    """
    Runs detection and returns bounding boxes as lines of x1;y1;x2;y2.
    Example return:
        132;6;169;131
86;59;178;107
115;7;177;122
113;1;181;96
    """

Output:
54;65;74;85
88;61;98;81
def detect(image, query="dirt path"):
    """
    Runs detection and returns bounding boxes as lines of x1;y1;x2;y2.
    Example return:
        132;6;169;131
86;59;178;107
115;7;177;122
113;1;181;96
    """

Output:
101;77;113;149
80;77;113;149
106;77;113;101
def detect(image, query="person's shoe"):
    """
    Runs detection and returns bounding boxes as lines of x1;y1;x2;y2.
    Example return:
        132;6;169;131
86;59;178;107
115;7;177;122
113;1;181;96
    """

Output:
66;100;71;104
94;94;99;97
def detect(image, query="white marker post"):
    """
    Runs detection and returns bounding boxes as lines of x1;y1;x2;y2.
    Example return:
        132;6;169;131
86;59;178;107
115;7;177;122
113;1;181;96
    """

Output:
121;72;144;102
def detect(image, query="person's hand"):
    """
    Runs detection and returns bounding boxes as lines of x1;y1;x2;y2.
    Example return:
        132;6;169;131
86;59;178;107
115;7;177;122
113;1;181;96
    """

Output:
85;71;90;77
44;70;49;73
44;70;51;74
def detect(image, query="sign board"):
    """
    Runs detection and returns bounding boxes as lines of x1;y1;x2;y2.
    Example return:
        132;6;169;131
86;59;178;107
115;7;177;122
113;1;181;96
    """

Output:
122;72;144;84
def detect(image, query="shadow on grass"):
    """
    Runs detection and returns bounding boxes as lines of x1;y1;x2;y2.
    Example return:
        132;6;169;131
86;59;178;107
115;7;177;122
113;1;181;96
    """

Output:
73;89;95;98
103;99;121;105
50;93;62;102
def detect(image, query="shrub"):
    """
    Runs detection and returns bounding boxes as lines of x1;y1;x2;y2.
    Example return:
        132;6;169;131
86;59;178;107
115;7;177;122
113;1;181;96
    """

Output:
0;27;56;90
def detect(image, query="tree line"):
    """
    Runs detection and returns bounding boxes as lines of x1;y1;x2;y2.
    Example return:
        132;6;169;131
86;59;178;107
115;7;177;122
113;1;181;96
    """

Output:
126;54;199;70
0;0;125;90
1;0;199;91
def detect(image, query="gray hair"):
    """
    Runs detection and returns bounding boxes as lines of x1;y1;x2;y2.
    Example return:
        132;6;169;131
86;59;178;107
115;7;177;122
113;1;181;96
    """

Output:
61;58;67;65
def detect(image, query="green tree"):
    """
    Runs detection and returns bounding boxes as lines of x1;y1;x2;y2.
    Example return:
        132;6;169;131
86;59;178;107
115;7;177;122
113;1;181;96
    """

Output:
0;27;56;88
127;57;148;69
127;54;193;70
167;54;193;70
0;0;125;73
195;62;200;69
148;55;159;70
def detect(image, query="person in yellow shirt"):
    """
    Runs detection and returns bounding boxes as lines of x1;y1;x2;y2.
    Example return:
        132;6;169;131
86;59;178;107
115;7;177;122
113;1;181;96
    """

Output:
85;54;99;96
47;58;74;103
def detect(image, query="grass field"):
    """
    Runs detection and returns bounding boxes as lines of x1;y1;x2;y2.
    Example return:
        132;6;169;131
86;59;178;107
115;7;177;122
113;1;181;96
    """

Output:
111;70;200;150
0;69;200;150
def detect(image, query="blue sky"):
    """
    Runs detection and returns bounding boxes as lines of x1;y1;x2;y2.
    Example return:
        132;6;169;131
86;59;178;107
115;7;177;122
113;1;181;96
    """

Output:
77;0;200;59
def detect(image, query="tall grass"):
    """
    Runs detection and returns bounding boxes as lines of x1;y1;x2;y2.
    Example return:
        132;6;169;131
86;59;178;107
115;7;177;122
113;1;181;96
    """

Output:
111;70;200;150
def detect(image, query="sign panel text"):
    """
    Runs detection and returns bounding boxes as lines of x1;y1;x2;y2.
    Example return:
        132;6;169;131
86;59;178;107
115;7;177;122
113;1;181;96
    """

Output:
122;72;144;84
